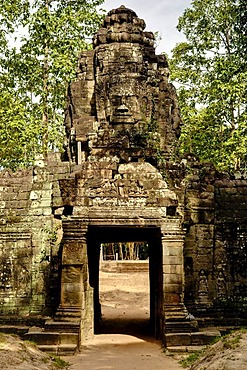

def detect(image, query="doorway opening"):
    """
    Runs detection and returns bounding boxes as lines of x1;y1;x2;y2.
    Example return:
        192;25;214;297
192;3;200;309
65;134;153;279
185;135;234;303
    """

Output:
87;226;163;340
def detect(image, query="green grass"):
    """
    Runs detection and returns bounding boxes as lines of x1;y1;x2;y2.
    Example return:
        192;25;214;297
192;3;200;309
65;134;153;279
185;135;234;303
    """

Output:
0;332;19;344
0;333;7;348
0;332;7;342
179;349;204;368
51;355;70;368
24;340;37;347
179;329;247;368
221;333;242;349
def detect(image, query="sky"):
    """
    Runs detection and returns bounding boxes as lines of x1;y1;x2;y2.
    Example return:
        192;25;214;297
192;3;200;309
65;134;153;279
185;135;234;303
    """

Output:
102;0;192;55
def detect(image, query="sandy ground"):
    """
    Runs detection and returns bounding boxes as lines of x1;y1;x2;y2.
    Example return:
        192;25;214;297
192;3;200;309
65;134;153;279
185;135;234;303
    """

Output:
0;333;61;370
65;334;183;370
63;269;183;370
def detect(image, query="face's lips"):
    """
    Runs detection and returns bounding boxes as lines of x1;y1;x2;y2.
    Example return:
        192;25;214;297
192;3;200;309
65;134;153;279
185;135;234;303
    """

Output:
115;104;129;114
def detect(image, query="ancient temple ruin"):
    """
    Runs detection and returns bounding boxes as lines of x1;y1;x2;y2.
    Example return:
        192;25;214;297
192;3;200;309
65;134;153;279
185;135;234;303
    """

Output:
0;6;247;353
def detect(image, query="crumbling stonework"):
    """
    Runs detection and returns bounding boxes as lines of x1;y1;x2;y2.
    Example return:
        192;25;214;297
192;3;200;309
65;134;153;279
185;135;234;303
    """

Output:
0;155;70;318
0;5;246;351
168;160;247;324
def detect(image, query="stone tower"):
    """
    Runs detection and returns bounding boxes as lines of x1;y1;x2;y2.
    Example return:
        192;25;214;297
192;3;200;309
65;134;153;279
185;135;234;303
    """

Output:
59;5;187;342
65;5;181;165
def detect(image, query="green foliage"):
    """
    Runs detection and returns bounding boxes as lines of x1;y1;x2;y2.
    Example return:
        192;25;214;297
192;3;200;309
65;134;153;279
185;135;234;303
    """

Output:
102;242;149;261
0;90;42;170
179;349;204;368
0;332;7;344
40;225;60;262
0;0;104;170
179;330;246;368
42;225;59;247
222;333;242;349
131;116;166;168
170;0;247;171
23;339;37;347
51;355;69;368
234;0;247;61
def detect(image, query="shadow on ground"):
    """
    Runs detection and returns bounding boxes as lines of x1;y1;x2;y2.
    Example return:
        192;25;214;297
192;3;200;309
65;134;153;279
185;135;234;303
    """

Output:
95;305;154;343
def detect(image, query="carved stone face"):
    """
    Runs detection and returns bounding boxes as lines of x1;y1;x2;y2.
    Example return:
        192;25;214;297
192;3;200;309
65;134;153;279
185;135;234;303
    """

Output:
108;79;142;125
95;44;143;126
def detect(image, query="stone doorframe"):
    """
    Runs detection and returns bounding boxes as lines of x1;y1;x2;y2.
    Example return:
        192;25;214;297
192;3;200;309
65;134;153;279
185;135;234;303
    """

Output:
58;214;187;342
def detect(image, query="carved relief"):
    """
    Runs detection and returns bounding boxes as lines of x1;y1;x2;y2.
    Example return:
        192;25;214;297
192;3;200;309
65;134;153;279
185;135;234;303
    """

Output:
197;269;209;303
0;236;31;296
84;177;148;199
62;266;81;284
62;242;85;265
216;269;227;300
91;196;147;207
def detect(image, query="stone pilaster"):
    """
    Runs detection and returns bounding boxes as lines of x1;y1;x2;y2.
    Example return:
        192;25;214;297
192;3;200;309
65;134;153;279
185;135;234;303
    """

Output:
58;220;88;318
161;220;188;321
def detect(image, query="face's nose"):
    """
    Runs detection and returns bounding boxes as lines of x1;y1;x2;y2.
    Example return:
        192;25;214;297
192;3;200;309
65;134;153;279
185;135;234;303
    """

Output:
116;103;129;114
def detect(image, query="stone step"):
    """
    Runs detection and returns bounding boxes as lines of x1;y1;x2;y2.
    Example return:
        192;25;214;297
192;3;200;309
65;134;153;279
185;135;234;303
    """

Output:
54;308;81;321
165;320;198;333
165;330;220;347
45;320;80;333
0;325;29;337
37;344;59;355
57;344;78;356
197;316;247;327
60;333;78;345
24;332;79;346
38;344;78;356
166;345;206;353
191;331;220;345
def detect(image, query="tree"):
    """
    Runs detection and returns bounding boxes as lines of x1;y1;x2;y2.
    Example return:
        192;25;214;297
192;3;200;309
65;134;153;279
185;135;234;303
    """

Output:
170;0;247;171
0;91;40;169
0;0;104;170
234;0;247;61
0;1;39;170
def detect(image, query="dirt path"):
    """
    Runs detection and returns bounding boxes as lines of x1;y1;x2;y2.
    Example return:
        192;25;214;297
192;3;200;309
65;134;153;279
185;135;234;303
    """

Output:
64;302;183;370
64;268;183;369
65;334;183;370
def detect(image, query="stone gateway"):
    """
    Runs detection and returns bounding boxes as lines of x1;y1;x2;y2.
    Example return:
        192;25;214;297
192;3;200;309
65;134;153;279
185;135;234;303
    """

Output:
0;6;247;353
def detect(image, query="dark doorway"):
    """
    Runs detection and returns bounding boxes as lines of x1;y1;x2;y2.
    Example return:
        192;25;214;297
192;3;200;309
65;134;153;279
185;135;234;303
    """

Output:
87;226;163;339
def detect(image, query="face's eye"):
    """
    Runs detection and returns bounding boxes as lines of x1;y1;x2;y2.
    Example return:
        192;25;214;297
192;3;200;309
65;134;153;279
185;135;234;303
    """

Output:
111;95;122;106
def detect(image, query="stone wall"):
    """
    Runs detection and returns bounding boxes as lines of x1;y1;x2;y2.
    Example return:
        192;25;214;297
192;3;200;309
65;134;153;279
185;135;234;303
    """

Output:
0;168;33;316
173;162;247;321
214;177;247;309
1;155;246;326
0;155;71;321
